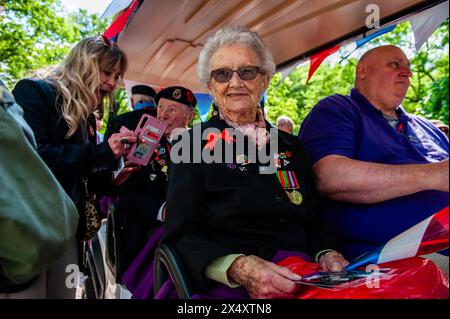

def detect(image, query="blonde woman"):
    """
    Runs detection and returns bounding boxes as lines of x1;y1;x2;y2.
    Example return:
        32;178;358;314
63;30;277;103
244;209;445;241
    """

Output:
12;35;137;298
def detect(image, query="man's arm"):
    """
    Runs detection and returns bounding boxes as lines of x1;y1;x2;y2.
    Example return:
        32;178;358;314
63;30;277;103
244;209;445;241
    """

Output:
314;155;449;204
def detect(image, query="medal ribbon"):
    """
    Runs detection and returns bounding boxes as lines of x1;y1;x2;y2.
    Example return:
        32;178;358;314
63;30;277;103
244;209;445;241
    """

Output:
277;171;300;189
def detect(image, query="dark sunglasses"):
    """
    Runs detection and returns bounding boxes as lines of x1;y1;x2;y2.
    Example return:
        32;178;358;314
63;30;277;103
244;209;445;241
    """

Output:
210;66;264;83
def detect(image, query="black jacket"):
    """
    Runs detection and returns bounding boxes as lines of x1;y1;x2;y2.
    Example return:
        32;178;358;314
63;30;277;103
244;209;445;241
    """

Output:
105;108;169;276
12;78;117;205
163;115;336;286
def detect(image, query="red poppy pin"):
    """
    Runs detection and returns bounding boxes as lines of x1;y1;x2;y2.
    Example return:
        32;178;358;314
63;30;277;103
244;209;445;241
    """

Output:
204;129;236;150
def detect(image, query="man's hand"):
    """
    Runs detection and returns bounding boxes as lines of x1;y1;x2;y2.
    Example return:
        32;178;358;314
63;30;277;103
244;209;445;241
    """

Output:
319;251;349;272
227;255;302;299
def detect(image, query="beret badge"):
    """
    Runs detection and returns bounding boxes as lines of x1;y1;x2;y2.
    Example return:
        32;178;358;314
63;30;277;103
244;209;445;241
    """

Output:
173;89;182;100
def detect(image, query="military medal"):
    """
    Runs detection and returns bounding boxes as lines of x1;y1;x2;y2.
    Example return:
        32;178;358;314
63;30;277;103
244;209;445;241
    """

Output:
277;171;299;189
285;190;293;202
290;189;303;205
276;171;303;205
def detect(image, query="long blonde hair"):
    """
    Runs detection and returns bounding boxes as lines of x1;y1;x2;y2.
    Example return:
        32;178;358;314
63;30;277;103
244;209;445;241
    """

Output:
43;36;127;138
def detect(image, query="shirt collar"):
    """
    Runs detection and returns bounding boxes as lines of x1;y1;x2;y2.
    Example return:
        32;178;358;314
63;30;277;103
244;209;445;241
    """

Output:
350;88;411;122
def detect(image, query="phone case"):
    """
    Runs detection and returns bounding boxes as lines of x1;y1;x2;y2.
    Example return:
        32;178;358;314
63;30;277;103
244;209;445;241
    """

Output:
127;114;167;165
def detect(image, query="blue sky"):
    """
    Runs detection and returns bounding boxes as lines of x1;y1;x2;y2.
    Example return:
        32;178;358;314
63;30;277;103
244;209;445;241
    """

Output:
60;0;111;15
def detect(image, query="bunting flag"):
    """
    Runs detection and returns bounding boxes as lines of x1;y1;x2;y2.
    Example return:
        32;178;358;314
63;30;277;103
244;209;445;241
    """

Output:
100;0;133;19
278;62;300;87
104;0;140;39
346;206;449;270
305;45;340;84
409;1;449;52
195;93;213;122
355;25;397;49
339;25;397;63
273;62;301;93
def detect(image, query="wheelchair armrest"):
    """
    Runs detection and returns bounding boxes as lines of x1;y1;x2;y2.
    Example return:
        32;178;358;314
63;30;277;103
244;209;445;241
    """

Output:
154;243;194;299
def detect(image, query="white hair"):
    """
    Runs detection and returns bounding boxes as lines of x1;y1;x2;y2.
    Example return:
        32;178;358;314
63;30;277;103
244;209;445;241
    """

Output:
276;115;293;126
197;25;276;86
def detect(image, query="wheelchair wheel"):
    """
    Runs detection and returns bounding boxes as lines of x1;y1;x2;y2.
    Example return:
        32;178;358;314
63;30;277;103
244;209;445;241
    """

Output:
81;276;96;299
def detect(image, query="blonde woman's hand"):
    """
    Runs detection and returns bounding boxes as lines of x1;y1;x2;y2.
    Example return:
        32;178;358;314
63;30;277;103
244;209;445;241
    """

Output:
107;132;138;159
112;161;141;187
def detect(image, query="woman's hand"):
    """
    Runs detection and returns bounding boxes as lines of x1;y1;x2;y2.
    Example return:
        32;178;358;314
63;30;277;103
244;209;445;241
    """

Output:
107;132;138;159
227;255;302;299
112;161;141;187
319;251;349;272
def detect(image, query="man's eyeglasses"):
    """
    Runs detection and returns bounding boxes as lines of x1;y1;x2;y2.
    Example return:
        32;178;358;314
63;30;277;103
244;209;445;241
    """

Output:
210;66;264;83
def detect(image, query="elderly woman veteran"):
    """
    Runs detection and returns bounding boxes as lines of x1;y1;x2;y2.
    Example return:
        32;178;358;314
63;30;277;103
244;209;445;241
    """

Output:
163;26;348;299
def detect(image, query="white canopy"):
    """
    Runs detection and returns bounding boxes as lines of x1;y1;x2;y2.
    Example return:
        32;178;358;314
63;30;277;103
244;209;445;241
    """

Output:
111;0;443;92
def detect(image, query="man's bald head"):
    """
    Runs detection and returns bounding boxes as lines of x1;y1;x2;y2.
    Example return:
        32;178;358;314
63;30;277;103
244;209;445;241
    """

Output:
354;45;412;114
356;45;409;79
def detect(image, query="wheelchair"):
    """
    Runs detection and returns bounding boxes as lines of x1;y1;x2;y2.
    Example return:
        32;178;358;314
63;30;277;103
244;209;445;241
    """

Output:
82;199;167;299
153;243;194;299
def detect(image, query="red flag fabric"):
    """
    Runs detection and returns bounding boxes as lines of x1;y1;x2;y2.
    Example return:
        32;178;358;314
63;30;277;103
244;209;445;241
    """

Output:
306;45;340;84
278;256;449;299
104;0;140;39
416;206;449;256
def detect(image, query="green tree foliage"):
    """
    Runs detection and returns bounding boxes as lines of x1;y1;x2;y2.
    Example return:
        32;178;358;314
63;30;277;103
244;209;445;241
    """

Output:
0;0;108;86
266;59;357;134
1;0;113;130
266;19;449;128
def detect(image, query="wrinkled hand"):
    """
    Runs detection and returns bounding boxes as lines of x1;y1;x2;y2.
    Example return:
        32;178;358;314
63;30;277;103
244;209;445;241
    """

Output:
108;132;138;159
112;161;141;187
227;255;302;299
319;251;349;272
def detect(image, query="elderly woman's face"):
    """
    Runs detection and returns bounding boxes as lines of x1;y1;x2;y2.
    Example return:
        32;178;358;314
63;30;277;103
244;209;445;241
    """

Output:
208;44;268;121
